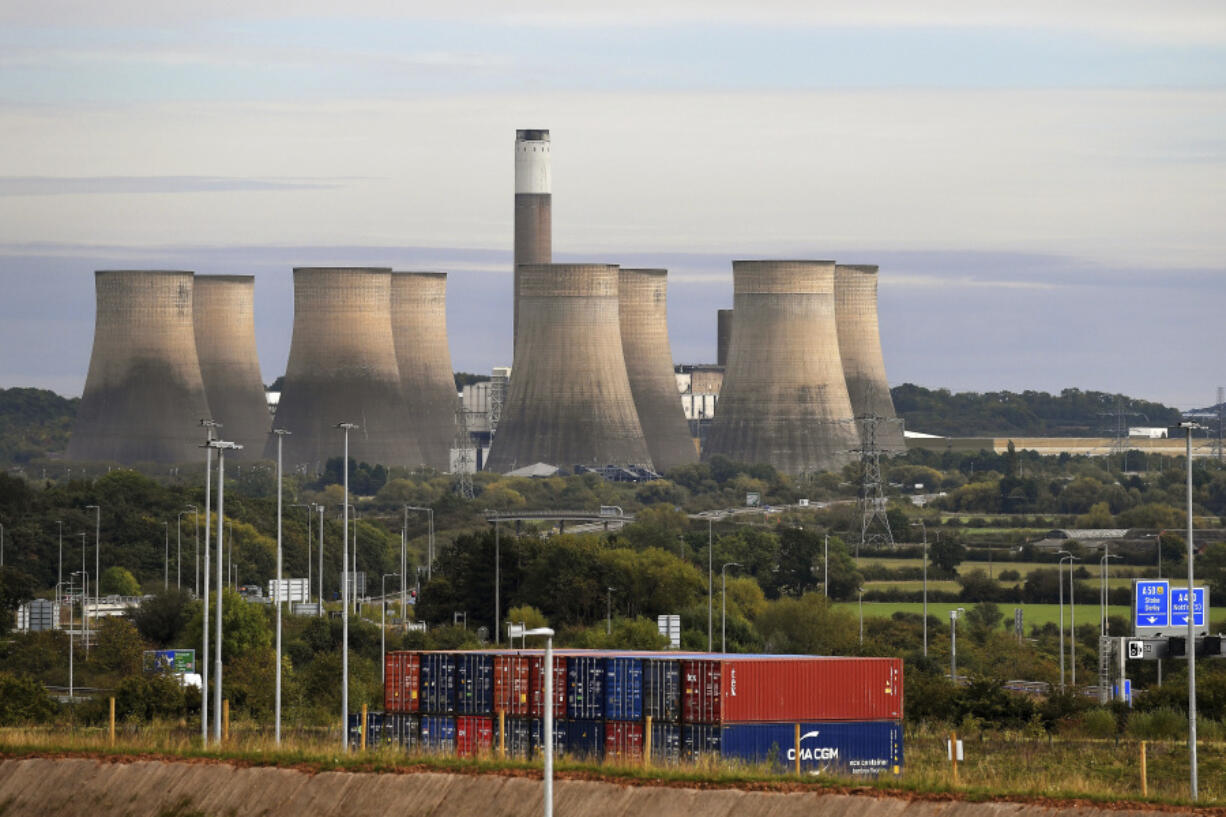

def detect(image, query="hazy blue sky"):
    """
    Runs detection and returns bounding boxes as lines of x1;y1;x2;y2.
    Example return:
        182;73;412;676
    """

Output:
1;1;1223;411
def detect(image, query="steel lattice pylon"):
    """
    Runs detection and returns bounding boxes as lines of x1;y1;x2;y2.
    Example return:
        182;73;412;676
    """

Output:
452;404;475;499
852;413;897;554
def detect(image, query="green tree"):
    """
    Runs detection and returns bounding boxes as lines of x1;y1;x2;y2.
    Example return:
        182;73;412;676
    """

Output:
929;537;966;575
132;587;195;646
100;566;141;596
817;536;863;601
91;617;146;677
184;588;271;659
0;672;58;724
0;565;35;636
756;593;857;655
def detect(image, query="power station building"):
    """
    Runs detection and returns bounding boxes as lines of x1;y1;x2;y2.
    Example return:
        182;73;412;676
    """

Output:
703;260;860;474
834;264;905;452
391;271;459;472
514;129;551;353
487;263;653;473
269;267;425;469
69;270;213;464
193;275;270;456
618;268;698;472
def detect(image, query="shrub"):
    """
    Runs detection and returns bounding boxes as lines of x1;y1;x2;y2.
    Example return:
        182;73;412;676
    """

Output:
0;672;58;724
1081;708;1116;739
1127;707;1185;740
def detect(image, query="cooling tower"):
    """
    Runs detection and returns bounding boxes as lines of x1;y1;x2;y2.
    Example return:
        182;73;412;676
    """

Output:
193;275;270;457
514;129;551;352
269;268;424;469
717;309;733;367
68;270;212;464
835;264;906;452
703;260;860;474
619;268;698;472
486;264;653;472
391;272;458;471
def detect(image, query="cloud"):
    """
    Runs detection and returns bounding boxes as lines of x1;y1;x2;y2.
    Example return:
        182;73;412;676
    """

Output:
0;176;352;196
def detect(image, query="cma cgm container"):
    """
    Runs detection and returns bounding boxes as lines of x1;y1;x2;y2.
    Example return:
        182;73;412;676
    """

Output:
681;657;902;723
642;658;680;723
603;656;643;720
718;720;903;777
420;715;456;753
456;653;494;714
455;715;494;757
566;655;605;719
493;654;567;718
384;651;421;713
604;720;644;762
419;653;457;714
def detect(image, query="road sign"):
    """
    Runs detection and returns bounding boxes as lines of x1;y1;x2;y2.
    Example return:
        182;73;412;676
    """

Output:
1134;580;1170;627
143;649;195;674
1171;587;1209;634
1128;640;1145;659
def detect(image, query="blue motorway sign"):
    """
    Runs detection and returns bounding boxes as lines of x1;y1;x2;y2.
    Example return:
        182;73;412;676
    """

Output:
1134;580;1170;628
1171;587;1208;630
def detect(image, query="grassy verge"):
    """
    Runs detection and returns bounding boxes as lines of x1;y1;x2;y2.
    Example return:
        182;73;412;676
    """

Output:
1;725;1223;807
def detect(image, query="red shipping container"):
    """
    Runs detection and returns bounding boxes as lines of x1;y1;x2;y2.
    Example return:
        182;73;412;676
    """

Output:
529;655;567;719
384;651;422;713
681;657;902;723
493;655;532;715
604;720;644;762
456;715;494;758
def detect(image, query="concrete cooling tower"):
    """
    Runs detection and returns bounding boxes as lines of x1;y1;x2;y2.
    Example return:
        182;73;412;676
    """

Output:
514;129;551;352
717;309;733;367
391;272;458;471
486;263;653;472
835;264;906;452
703;260;860;475
68;270;212;464
618;268;698;472
193;275;270;456
269;268;424;469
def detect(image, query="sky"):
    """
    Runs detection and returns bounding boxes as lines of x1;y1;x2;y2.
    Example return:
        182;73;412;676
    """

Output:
0;1;1223;410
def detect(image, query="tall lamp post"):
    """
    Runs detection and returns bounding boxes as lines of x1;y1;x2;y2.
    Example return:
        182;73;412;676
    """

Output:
858;587;865;646
605;585;616;636
721;562;740;653
523;627;556;817
176;510;189;590
1057;551;1073;692
912;521;929;656
199;418;220;745
85;505;100;603
381;572;398;685
1099;552;1120;636
707;515;714;651
272;428;290;745
336;422;357;752
183;505;197;595
315;503;324;613
1178;420;1201;800
56;520;63;603
405;505;434;582
949;607;965;682
290;504;313;606
207;438;241;743
164;521;170;590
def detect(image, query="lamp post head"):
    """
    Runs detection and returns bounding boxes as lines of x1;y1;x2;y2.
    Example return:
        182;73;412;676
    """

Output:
203;439;242;451
523;627;555;638
272;428;292;437
336;422;358;431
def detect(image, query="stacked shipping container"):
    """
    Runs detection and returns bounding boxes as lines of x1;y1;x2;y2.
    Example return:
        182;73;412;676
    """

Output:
371;649;902;776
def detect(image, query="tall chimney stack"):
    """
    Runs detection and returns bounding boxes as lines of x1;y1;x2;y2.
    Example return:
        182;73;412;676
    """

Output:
514;129;551;351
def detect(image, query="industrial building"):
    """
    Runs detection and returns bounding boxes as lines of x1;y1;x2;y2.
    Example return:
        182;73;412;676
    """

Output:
69;270;213;464
704;260;861;474
834;264;905;453
486;263;653;473
269;267;425;469
193;275;271;456
391;272;459;471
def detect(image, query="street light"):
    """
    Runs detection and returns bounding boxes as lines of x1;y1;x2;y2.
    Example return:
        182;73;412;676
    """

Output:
949;607;965;682
85;505;100;603
404;505;434;582
1099;552;1120;636
912;521;929;657
1177;420;1201;800
56;520;63;601
164;521;170;590
523;627;556;817
272;427;290;745
183;505;197;596
77;534;89;653
721;562;740;653
207;438;242;743
199;418;220;746
381;572;398;685
336;421;357;753
315;503;324;613
605;585;616;636
707;514;714;651
290;503;313;605
1058;551;1073;692
859;587;865;646
176;510;190;590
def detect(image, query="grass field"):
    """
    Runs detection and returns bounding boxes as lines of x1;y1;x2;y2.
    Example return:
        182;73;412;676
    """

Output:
834;601;1133;629
858;558;1155;579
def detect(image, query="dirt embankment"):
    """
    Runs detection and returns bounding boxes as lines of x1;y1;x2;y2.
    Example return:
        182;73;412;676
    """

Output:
0;756;1214;817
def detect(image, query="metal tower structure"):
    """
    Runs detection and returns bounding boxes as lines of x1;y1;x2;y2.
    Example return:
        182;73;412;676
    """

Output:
853;413;896;553
1215;386;1224;462
452;404;475;499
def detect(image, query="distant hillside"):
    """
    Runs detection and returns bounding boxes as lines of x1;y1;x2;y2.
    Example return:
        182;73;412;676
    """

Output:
0;387;77;463
891;384;1183;438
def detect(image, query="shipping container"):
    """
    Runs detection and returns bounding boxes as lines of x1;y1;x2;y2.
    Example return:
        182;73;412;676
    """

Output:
419;653;457;714
683;724;721;761
566;655;605;720
503;716;533;758
681;657;902;723
650;720;681;765
346;713;362;749
529;717;569;758
420;715;456;753
456;653;494;715
563;719;603;759
642;658;681;723
531;655;567;719
366;711;393;748
604;720;644;762
717;720;903;777
493;654;532;716
388;713;420;751
456;715;494;758
384;652;421;713
603;657;643;721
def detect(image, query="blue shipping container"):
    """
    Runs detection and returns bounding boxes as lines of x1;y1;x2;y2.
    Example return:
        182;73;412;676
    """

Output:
346;713;362;749
420;715;457;753
682;724;721;761
603;657;643;720
456;653;494;714
419;653;457;714
389;713;420;751
718;721;903;777
642;659;681;723
563;719;604;759
366;711;392;748
529;718;569;758
504;716;533;758
650;721;681;765
566;655;605;719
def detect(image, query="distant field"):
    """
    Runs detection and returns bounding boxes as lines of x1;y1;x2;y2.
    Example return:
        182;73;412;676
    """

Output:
857;557;1155;580
834;601;1133;629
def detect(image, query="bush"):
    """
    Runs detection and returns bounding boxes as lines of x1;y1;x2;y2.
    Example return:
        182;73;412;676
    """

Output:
0;672;58;724
1127;707;1185;740
1081;708;1116;738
